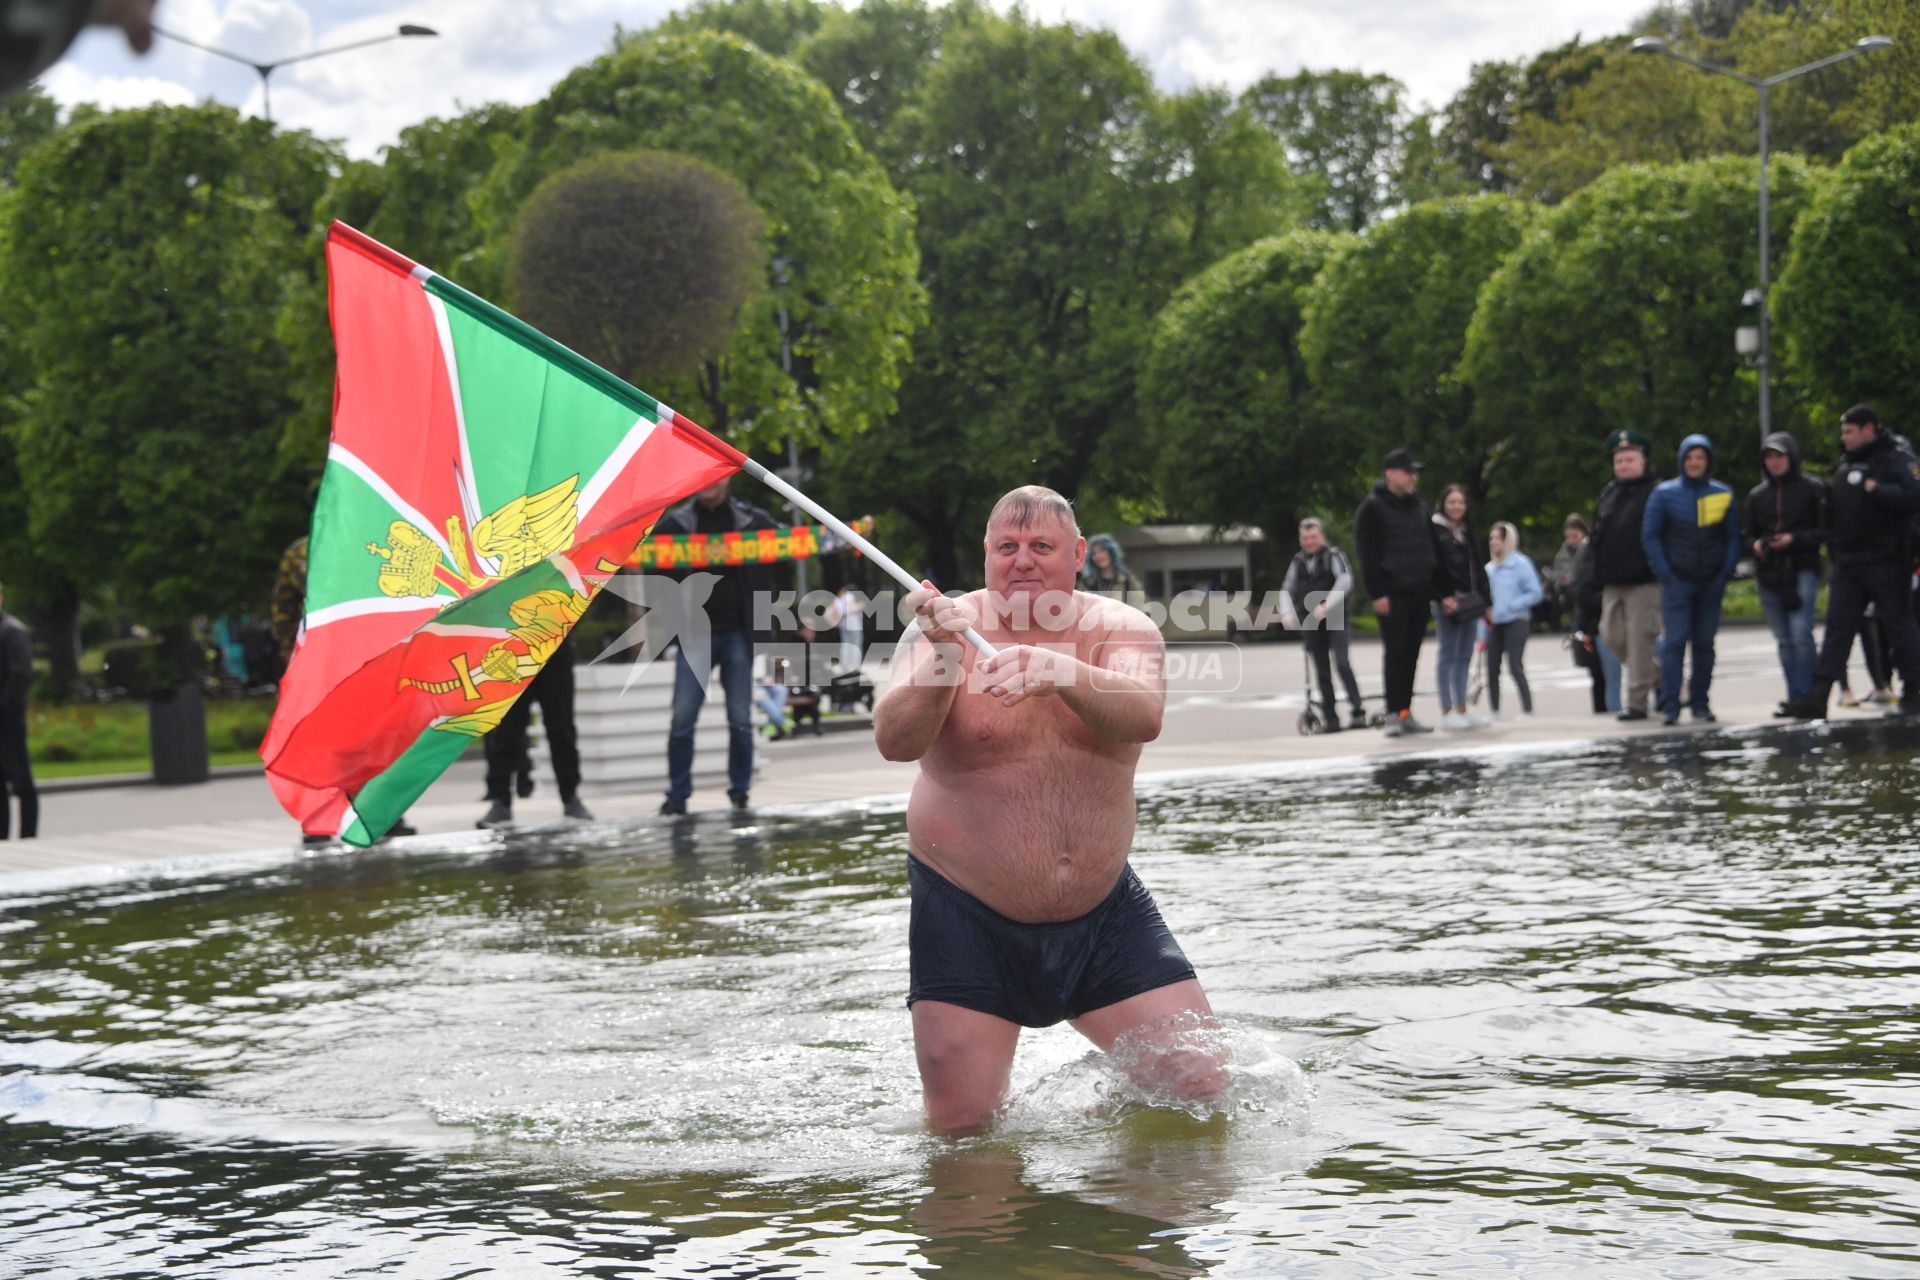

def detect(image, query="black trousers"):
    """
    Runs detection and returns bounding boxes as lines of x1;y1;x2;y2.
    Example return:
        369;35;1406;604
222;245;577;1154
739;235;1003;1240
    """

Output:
1378;593;1429;717
0;711;37;839
1815;561;1920;694
1303;627;1365;719
484;647;581;802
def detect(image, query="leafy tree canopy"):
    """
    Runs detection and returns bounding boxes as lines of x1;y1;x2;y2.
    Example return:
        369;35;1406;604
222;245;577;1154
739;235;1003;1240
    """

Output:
1241;69;1408;231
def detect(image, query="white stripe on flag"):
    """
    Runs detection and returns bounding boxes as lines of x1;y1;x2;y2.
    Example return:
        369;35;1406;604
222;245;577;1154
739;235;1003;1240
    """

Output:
425;292;497;580
576;414;659;525
327;444;458;565
304;595;447;632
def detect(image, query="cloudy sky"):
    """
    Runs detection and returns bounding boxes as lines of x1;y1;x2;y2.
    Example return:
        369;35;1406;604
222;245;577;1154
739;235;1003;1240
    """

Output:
47;0;1659;159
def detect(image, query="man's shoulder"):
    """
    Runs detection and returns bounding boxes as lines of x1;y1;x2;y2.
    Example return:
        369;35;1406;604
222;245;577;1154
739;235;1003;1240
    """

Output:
733;497;779;530
1076;590;1162;641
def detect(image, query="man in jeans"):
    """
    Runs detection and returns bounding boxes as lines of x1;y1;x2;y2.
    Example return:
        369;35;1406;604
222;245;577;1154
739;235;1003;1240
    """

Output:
1589;430;1663;721
1746;432;1828;715
1281;518;1368;731
655;478;779;814
0;581;36;840
1354;448;1438;737
1642;434;1740;725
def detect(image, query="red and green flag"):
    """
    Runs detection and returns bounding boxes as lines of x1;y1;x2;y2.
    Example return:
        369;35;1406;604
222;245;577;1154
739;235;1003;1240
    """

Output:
262;223;742;846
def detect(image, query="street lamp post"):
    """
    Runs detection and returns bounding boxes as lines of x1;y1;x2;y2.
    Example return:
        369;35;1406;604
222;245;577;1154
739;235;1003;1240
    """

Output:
152;22;438;124
1632;33;1893;449
772;257;808;603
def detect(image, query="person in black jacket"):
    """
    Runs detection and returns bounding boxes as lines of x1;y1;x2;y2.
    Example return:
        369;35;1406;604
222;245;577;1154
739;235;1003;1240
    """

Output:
1354;448;1438;736
1280;518;1368;731
1787;405;1920;718
0;581;37;839
1588;429;1662;721
1429;483;1490;729
1745;432;1828;713
655;478;781;812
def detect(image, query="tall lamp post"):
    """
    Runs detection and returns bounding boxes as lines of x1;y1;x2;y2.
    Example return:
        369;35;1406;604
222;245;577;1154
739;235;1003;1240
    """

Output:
1632;33;1893;449
152;22;438;124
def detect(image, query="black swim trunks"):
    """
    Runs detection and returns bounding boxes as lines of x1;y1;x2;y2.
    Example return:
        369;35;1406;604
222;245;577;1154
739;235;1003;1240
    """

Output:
906;854;1196;1028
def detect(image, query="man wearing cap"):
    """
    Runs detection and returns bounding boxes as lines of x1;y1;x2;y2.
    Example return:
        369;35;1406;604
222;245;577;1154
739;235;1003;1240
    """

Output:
1786;405;1920;719
1587;430;1663;720
1354;448;1440;736
1745;432;1828;714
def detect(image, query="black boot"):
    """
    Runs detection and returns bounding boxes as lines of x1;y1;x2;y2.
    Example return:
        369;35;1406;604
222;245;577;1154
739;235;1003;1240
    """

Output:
1783;679;1833;721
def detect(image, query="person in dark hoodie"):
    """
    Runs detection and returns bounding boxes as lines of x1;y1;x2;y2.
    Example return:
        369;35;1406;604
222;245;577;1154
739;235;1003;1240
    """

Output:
1746;432;1828;713
1643;433;1741;725
1786;405;1920;719
1588;430;1663;721
1354;448;1439;736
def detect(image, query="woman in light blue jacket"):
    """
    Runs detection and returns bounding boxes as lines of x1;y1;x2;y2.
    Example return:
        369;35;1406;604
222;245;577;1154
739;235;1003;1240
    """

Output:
1486;522;1545;718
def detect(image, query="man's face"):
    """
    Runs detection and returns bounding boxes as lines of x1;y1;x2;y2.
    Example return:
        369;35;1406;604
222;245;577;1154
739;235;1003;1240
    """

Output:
1384;467;1417;496
695;480;729;508
1682;447;1709;479
984;513;1084;606
1564;527;1585;548
1613;448;1645;481
1299;526;1325;554
1840;420;1874;453
1764;449;1791;478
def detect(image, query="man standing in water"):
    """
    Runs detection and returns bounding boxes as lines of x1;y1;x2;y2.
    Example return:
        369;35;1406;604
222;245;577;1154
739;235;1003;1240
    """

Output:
876;486;1224;1134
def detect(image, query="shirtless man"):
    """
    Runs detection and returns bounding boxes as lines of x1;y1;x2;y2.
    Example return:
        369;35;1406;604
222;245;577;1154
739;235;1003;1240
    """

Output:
875;485;1223;1134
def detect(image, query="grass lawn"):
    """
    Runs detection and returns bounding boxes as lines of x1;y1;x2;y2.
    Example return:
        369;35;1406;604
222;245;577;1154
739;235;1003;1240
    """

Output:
27;695;276;777
34;749;264;781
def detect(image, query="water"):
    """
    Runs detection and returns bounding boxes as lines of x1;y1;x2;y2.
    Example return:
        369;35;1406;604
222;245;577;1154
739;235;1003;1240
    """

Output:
4;721;1920;1277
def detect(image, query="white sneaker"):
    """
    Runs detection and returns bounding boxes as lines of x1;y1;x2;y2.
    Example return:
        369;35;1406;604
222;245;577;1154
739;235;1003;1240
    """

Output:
1441;711;1469;730
1516;711;1534;722
1468;711;1495;727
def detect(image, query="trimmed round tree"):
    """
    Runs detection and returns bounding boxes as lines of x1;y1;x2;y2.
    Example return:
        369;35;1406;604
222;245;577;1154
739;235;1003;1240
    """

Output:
476;30;924;454
1138;230;1350;546
1459;153;1815;524
1777;123;1920;431
508;150;766;385
1300;195;1533;517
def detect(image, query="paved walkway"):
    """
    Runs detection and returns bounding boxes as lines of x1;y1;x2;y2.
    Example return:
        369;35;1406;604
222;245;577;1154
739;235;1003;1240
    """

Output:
0;626;1882;881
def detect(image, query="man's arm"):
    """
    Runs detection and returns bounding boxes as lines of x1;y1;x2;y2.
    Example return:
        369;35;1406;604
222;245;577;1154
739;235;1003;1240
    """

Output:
1353;501;1385;604
0;623;32;713
1641;489;1674;581
977;614;1165;744
1720;489;1742;581
1325;549;1353;618
872;586;971;761
1279;555;1302;625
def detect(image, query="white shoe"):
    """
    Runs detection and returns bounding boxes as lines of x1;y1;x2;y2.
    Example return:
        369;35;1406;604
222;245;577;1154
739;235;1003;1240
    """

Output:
1515;712;1534;722
1468;711;1495;727
1441;711;1469;730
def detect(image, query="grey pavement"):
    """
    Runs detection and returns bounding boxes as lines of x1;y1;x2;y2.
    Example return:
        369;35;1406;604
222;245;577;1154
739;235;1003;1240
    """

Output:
0;625;1883;880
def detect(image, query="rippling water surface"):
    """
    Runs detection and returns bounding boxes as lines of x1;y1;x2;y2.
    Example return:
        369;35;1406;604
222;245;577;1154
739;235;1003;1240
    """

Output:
4;722;1920;1277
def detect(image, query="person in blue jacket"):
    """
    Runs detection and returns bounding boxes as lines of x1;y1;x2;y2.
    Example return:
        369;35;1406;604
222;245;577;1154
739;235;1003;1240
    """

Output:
1642;433;1741;725
1484;523;1545;718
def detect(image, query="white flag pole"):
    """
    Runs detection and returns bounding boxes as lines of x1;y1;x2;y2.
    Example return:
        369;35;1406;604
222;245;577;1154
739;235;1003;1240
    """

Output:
740;456;997;658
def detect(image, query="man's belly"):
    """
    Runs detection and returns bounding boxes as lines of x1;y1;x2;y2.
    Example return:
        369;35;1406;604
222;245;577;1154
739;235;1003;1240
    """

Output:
905;760;1138;924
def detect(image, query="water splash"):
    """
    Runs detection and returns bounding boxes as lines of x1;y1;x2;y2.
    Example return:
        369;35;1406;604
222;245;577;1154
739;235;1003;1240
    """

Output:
999;1013;1313;1133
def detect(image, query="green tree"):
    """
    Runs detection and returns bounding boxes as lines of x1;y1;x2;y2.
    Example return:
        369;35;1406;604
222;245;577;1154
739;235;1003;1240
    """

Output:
815;11;1299;583
1434;39;1618;194
0;105;337;668
476;31;924;456
1137;231;1349;549
795;0;981;166
1459;154;1815;525
0;82;58;185
646;0;829;57
508;151;766;386
1241;69;1407;231
1300;196;1535;514
1776;123;1920;430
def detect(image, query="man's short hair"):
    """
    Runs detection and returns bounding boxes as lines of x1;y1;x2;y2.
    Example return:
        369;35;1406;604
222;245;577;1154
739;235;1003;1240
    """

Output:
987;485;1078;533
1842;404;1881;431
1563;514;1588;533
1298;517;1323;533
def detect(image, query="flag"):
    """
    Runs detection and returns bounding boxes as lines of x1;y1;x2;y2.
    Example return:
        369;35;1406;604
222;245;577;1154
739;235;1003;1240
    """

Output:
262;222;743;846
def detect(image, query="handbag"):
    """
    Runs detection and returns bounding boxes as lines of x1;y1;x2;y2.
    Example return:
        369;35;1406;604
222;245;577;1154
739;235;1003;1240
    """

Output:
1450;590;1489;622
